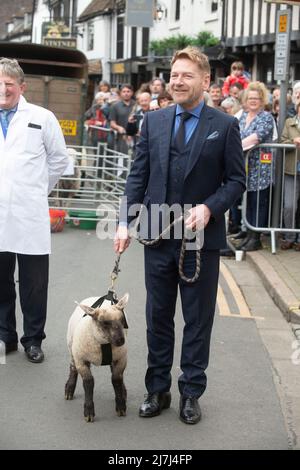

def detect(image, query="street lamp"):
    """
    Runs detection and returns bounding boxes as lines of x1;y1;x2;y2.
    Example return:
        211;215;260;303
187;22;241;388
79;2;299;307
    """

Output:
155;3;167;21
75;24;84;38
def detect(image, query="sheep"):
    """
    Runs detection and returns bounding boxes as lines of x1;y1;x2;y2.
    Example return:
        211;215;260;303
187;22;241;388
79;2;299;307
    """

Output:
65;293;129;422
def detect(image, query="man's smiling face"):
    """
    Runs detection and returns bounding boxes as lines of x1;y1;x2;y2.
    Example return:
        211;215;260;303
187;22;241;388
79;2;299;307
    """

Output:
0;74;25;109
169;58;210;110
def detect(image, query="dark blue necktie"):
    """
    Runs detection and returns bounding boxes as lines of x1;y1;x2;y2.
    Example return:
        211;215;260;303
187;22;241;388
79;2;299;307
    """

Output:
175;112;192;152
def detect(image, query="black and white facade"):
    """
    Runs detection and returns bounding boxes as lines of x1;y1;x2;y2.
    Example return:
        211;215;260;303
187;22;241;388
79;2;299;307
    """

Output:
222;0;300;85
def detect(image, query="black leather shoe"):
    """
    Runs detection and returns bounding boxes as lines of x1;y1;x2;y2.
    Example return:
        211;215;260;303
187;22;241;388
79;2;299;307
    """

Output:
231;230;247;240
241;238;262;252
139;392;171;417
3;342;18;354
25;345;44;363
179;396;201;424
227;224;240;235
220;247;234;257
235;235;251;250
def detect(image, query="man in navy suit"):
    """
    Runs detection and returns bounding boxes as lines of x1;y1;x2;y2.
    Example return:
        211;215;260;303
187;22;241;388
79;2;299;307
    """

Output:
114;47;246;424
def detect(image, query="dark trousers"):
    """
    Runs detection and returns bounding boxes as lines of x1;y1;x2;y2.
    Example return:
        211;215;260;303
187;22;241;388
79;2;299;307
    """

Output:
229;197;242;229
0;252;49;349
246;187;270;228
144;240;220;399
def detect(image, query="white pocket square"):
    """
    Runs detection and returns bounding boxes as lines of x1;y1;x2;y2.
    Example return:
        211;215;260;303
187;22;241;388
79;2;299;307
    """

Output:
206;131;219;140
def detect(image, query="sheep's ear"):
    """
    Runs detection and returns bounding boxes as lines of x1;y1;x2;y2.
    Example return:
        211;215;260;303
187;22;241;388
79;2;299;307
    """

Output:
79;304;96;316
116;293;129;310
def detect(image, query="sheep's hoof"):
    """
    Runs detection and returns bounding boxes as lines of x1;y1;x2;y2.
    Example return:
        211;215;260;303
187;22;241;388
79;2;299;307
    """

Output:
65;393;74;400
85;415;94;423
117;409;126;417
84;403;95;422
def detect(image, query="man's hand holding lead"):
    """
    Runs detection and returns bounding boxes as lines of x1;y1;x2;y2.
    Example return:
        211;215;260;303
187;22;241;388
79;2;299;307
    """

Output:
114;225;131;253
185;204;211;231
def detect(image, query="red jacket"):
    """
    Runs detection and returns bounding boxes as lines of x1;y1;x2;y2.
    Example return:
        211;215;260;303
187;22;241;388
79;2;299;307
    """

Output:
87;108;108;142
222;75;249;97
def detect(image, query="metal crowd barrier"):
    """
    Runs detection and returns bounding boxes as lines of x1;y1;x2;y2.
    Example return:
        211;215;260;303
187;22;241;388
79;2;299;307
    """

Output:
48;139;132;224
87;124;134;155
242;142;300;254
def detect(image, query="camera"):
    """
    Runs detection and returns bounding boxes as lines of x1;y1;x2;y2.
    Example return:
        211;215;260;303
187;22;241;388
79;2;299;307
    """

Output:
133;113;143;121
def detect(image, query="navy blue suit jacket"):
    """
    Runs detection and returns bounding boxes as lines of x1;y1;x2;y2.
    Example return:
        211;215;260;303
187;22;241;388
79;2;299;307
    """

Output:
121;103;246;249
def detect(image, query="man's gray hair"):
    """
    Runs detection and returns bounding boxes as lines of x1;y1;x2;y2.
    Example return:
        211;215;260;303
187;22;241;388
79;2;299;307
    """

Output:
293;81;300;92
0;58;25;84
292;80;300;106
221;97;236;108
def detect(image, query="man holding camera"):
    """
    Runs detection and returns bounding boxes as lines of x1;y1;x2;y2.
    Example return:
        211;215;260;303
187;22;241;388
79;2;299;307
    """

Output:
126;92;152;157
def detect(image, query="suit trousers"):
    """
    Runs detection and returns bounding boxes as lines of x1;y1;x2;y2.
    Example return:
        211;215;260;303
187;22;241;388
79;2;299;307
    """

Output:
144;240;220;398
0;252;48;349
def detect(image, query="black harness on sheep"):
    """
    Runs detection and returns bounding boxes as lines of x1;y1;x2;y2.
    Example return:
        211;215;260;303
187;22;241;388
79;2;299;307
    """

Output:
89;256;128;366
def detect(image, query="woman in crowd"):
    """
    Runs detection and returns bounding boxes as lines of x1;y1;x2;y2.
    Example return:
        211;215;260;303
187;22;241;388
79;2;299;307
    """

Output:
237;81;274;251
98;80;111;94
84;92;109;147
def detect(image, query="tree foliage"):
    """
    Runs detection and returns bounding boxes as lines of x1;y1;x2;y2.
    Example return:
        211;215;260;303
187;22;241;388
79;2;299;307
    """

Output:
149;31;219;56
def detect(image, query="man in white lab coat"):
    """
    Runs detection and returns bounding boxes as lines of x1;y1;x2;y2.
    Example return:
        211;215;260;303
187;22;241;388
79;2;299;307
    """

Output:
0;58;69;363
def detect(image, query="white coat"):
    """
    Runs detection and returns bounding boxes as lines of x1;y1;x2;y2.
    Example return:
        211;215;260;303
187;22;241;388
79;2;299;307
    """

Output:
0;96;69;254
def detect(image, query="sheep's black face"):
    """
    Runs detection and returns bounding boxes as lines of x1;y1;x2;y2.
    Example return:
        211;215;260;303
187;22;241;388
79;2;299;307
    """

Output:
99;319;125;347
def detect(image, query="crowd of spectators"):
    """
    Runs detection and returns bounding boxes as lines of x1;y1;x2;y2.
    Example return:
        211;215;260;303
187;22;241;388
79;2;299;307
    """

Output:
83;61;300;252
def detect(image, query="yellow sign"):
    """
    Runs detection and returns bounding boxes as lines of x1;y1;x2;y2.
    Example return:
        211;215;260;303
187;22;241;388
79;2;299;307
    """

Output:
279;14;288;33
112;63;125;74
43;21;70;38
59;120;77;136
44;38;77;48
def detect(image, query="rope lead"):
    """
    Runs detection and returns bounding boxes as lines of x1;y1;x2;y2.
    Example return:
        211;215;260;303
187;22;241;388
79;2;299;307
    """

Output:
110;253;121;290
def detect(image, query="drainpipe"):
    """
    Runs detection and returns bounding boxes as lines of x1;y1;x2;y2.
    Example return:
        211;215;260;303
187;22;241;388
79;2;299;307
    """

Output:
31;0;36;42
220;0;227;46
72;0;78;36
